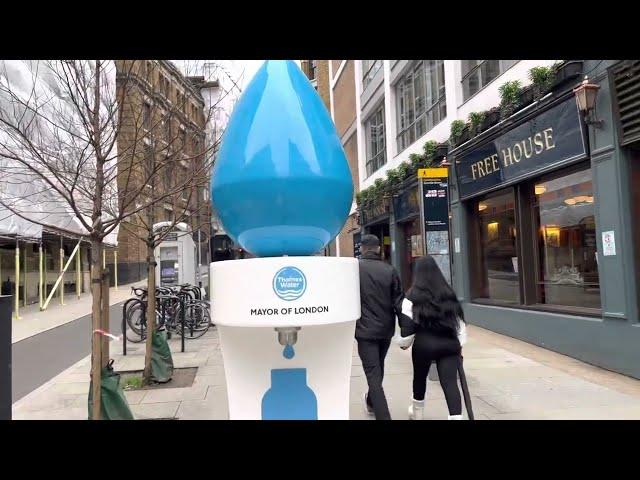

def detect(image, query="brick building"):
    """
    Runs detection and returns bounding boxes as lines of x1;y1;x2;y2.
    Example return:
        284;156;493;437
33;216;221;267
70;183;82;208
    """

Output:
114;60;211;284
329;61;360;258
300;60;357;256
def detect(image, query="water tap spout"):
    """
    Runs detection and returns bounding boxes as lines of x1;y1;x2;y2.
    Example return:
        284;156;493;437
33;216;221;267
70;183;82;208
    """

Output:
275;327;301;347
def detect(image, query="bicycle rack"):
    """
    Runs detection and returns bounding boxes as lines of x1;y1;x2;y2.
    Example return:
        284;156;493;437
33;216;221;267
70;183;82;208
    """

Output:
122;285;210;356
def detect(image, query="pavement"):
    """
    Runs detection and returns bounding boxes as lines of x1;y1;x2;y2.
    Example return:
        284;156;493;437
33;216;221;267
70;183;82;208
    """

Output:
12;281;144;343
12;321;640;420
11;281;144;402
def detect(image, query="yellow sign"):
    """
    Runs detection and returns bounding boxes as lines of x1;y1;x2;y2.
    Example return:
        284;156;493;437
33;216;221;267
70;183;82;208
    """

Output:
418;167;448;178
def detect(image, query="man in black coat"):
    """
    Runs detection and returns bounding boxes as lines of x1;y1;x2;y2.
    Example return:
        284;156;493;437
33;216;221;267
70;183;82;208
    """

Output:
356;234;405;420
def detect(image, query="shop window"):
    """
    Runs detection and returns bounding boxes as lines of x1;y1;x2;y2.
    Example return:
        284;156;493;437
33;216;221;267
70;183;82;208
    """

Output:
468;163;601;314
473;188;520;304
532;167;600;309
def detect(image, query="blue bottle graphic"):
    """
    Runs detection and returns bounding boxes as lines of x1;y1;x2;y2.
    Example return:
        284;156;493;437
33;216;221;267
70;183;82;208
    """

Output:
211;60;353;257
261;368;318;420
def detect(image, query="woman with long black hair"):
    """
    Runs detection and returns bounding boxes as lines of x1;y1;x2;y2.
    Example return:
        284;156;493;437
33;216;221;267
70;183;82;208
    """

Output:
396;255;467;420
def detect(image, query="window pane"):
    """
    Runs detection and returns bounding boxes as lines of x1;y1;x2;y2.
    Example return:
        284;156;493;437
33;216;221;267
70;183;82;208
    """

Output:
365;104;386;175
414;62;425;116
397;82;406;130
533;168;600;309
501;60;517;72
404;74;414;125
396;60;446;152
463;71;480;100
475;189;520;303
363;60;381;89
415;115;426;138
461;60;479;76
437;60;446;98
426;60;437;106
481;60;500;87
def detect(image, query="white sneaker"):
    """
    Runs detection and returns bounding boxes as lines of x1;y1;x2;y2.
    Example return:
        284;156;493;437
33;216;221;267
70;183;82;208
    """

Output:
448;414;464;420
408;398;425;420
363;393;374;417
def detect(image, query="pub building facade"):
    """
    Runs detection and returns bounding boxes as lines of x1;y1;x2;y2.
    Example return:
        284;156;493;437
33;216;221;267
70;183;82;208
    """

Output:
448;60;640;379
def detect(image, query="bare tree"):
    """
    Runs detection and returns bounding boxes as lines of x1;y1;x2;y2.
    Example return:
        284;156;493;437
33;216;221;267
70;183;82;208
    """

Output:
0;60;228;417
114;60;226;384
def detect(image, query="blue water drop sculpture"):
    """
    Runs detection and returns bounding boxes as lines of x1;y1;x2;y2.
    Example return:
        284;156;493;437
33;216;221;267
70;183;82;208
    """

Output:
283;344;295;359
262;368;318;420
211;60;353;257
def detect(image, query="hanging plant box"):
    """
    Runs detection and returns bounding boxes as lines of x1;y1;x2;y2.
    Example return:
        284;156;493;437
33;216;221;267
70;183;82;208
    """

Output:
550;60;584;91
480;108;501;131
519;84;535;108
455;126;471;146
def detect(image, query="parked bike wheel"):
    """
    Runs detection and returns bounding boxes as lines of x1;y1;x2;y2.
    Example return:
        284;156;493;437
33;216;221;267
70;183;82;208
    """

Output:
126;300;146;337
176;302;210;339
125;300;163;342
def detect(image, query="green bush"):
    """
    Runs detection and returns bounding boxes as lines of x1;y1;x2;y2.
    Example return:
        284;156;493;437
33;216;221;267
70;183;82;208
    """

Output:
499;80;522;117
409;153;423;169
423;140;438;160
468;111;486;134
450;119;467;142
499;80;522;105
396;161;410;180
529;66;555;97
373;178;385;197
359;187;372;207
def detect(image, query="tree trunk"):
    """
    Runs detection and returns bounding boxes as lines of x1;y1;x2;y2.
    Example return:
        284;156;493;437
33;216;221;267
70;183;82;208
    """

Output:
90;238;103;420
142;243;156;385
101;268;110;367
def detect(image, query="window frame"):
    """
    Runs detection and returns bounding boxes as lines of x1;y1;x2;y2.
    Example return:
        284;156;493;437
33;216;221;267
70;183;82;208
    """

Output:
461;60;518;102
362;60;382;90
395;60;447;153
364;103;386;178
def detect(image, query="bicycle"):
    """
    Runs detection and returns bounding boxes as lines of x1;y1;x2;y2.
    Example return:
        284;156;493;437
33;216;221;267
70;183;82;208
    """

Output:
124;284;211;341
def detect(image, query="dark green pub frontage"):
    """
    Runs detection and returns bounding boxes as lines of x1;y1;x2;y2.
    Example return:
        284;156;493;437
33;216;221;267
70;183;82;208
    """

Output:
448;60;640;379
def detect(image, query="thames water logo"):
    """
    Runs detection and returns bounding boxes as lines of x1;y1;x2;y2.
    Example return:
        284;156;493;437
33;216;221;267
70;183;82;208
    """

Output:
273;266;307;301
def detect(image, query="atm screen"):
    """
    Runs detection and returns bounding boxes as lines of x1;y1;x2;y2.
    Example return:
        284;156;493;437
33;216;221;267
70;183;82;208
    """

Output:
161;267;176;277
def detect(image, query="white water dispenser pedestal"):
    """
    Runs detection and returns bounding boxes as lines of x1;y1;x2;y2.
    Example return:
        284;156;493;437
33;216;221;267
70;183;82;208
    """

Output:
211;256;360;420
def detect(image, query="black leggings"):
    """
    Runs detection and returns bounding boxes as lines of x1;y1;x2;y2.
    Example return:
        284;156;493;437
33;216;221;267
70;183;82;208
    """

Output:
411;331;462;416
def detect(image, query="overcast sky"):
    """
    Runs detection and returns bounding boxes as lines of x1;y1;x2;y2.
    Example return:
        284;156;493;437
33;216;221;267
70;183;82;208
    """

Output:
173;60;300;92
236;60;301;90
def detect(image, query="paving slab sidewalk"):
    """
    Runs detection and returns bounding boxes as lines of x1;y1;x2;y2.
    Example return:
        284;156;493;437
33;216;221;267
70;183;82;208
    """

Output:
12;324;640;420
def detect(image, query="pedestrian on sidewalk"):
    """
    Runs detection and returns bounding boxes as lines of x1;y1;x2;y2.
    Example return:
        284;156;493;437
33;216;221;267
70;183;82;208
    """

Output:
356;234;405;420
395;256;467;420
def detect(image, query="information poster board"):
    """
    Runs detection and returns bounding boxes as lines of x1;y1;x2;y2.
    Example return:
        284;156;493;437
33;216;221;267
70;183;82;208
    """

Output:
419;168;452;284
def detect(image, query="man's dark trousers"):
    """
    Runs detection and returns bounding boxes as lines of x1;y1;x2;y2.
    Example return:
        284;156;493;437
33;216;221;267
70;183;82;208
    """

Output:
357;337;392;420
